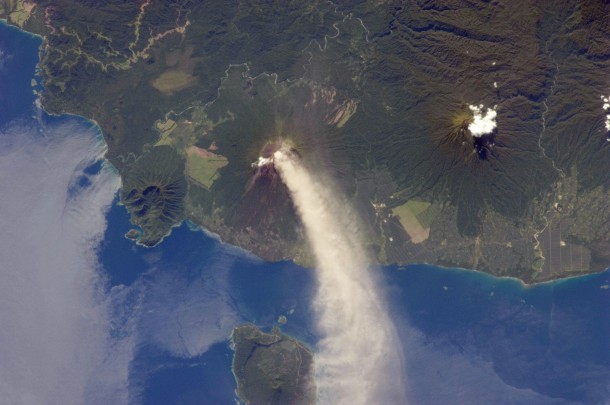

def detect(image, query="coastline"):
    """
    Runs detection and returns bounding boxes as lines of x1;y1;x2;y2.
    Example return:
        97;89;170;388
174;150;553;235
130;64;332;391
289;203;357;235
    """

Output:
2;15;607;287
2;12;609;405
395;261;610;289
0;16;41;39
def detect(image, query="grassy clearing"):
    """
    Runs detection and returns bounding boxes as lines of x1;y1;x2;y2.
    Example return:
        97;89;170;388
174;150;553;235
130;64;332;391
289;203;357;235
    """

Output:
2;0;35;27
392;200;433;243
186;146;228;189
152;70;197;95
154;118;177;146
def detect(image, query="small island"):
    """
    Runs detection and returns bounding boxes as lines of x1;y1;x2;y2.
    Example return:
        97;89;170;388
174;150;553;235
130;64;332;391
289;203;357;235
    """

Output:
231;324;316;405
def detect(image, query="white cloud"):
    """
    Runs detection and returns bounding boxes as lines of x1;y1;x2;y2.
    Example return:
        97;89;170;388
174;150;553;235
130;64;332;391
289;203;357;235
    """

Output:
0;113;247;404
468;104;498;137
601;95;610;131
0;115;127;404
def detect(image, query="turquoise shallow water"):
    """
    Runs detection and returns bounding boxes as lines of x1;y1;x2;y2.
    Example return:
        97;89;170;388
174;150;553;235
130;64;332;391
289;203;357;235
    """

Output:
1;20;608;404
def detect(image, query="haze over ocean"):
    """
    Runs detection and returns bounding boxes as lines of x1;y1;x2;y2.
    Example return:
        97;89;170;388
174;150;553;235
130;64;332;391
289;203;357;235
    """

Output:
1;20;608;405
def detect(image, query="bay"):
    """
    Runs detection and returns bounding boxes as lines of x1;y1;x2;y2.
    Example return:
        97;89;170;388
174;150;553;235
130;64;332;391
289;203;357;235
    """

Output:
1;20;608;405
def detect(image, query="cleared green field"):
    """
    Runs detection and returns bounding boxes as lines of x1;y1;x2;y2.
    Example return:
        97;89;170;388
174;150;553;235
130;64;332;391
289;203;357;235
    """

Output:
416;203;441;229
154;118;177;146
186;147;228;189
152;70;198;95
392;200;432;244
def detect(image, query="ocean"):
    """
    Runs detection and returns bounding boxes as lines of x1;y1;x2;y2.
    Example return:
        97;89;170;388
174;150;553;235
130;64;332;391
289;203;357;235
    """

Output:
1;20;608;405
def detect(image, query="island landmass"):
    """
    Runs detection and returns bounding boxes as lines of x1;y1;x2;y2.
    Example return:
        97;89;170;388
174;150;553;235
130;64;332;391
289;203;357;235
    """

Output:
2;0;609;283
231;324;316;405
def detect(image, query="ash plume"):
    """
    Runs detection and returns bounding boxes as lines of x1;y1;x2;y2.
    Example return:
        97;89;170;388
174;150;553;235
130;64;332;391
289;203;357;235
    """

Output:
273;149;407;404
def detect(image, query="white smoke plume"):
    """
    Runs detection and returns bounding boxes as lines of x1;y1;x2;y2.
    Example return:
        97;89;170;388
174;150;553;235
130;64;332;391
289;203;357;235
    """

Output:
273;149;407;404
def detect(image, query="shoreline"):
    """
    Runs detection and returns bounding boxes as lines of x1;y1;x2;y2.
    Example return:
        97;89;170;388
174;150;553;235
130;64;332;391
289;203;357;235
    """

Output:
394;261;610;289
2;16;606;287
0;17;41;40
189;216;609;287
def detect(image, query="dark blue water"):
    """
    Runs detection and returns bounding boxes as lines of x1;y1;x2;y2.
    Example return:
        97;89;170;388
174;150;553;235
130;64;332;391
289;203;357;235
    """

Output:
390;265;609;403
2;19;609;405
97;196;609;403
139;341;236;405
0;21;40;126
99;199;318;405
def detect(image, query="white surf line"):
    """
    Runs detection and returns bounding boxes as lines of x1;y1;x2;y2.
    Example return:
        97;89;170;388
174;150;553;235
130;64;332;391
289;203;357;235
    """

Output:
273;149;406;405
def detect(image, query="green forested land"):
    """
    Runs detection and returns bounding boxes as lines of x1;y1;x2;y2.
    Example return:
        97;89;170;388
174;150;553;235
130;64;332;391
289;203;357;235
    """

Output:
9;0;609;282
